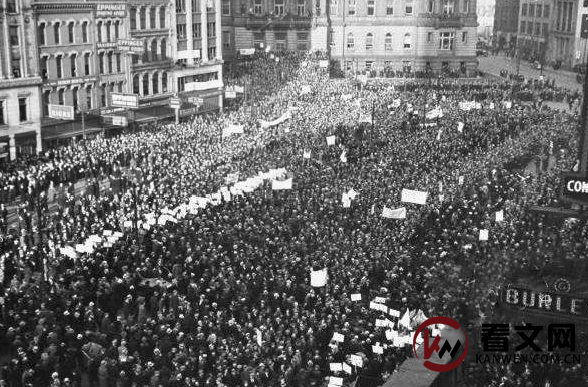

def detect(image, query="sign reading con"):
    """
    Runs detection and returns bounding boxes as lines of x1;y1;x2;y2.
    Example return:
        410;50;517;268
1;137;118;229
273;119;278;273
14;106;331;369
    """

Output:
48;104;75;120
502;285;588;320
96;4;126;18
111;93;139;108
117;39;144;54
560;172;588;204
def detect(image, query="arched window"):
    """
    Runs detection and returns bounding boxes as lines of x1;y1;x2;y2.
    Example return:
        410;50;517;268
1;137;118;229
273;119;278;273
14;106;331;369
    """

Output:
142;74;149;95
140;7;146;29
100;84;107;107
53;22;61;44
130;8;137;30
57;89;65;105
160;6;166;28
403;33;411;49
161;71;167;92
85;85;92;109
82;22;88;43
152;73;159;94
68;22;75;43
160;39;167;59
70;53;77;77
385;33;392;50
38;23;46;46
347;33;354;50
105;21;111;42
42;90;50;116
151;40;158;61
365;32;374;50
133;74;140;94
72;86;79;111
150;7;157;28
96;21;102;42
55;55;63;78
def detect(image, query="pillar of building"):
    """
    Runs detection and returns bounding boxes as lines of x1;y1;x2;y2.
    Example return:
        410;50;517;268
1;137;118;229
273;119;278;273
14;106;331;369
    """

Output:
4;14;13;78
8;134;16;161
148;73;153;95
200;0;209;62
186;0;195;65
19;14;29;77
215;0;222;59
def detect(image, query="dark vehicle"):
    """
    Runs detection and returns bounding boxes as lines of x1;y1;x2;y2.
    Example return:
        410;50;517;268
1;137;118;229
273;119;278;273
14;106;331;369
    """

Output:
552;59;562;70
573;64;587;74
476;49;489;57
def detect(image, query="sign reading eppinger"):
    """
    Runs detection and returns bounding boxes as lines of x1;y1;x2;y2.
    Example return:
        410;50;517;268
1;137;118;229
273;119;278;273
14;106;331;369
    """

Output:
117;38;144;54
560;172;588;204
413;317;468;372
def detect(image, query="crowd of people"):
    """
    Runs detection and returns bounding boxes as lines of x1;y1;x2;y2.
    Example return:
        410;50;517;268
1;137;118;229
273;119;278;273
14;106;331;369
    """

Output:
0;51;587;387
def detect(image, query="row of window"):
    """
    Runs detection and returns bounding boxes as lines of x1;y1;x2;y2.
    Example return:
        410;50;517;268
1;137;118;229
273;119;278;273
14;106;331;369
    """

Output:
176;22;216;39
130;6;166;31
555;1;574;33
0;98;28;126
96;21;122;43
176;0;215;13
346;60;467;71
130;39;168;64
327;0;470;17
131;72;169;96
521;3;550;19
519;20;549;37
40;54;93;79
38;22;91;46
42;82;124;113
344;31;466;51
177;71;218;92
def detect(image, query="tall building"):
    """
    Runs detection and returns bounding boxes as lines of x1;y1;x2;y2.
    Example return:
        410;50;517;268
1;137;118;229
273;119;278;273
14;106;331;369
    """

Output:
0;0;43;162
311;0;479;76
549;0;583;68
127;0;175;123
169;0;224;113
219;0;313;63
516;0;551;63
493;0;520;49
34;1;130;147
31;0;224;148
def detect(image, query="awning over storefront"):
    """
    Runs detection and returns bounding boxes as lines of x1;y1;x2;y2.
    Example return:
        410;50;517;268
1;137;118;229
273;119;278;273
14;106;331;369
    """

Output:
133;105;175;123
41;115;103;140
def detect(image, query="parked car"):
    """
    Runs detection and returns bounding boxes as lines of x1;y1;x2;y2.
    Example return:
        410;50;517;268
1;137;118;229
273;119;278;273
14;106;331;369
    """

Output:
573;64;587;74
476;49;489;57
533;61;542;70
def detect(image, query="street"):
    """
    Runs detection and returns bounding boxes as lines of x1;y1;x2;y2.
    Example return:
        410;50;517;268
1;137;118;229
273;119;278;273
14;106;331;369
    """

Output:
478;54;582;92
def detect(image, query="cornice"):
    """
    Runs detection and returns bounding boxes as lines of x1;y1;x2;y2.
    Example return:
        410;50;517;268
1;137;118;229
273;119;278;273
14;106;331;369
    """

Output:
0;77;43;90
33;3;95;12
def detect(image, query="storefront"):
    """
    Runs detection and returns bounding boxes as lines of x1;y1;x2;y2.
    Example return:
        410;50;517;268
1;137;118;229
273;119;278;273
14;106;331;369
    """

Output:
41;115;103;149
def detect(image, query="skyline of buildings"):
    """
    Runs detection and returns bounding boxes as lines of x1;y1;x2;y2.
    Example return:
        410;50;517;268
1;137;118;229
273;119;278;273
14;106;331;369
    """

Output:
1;0;483;161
